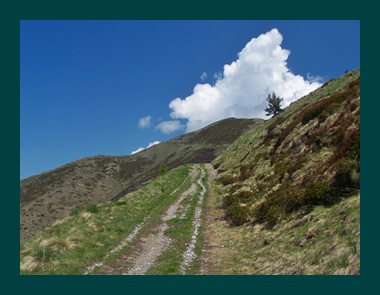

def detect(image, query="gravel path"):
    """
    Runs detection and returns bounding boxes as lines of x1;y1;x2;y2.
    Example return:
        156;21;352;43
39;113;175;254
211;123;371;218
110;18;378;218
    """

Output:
124;166;199;275
84;216;148;274
179;166;207;273
84;166;196;275
199;164;217;274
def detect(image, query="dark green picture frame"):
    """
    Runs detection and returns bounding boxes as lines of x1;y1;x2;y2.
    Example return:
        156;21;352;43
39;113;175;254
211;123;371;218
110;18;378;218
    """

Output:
2;0;376;293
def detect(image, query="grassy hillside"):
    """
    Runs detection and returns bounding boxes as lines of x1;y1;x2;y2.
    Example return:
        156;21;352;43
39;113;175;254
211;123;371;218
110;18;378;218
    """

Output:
21;118;262;241
204;181;359;274
21;164;213;275
213;69;360;227
20;165;192;274
204;70;360;274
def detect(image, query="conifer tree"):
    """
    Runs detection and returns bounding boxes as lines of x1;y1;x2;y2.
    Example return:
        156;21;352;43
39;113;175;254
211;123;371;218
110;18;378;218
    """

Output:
265;92;283;117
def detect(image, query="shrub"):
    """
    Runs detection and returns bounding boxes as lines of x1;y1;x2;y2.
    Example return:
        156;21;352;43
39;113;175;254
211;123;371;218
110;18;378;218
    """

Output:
218;174;239;186
158;162;169;175
252;188;304;226
234;190;255;201
86;204;99;213
239;164;253;181
225;203;250;226
303;127;328;148
221;194;238;209
32;246;56;262
333;159;356;188
252;182;343;226
303;181;340;206
330;126;360;164
300;102;327;125
70;207;81;216
298;80;359;126
274;120;297;151
228;183;243;194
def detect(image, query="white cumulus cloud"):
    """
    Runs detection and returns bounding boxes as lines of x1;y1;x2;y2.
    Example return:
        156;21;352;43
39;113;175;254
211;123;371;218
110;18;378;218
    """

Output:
138;115;152;128
156;120;184;134
130;147;145;155
306;73;324;83
167;28;322;132
200;72;208;81
130;141;160;155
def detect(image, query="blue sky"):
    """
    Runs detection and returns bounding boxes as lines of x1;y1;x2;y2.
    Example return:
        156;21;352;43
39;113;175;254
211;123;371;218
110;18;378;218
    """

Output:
20;20;360;179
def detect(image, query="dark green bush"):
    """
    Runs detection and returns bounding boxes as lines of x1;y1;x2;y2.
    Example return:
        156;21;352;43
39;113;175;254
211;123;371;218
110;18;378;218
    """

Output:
252;181;343;226
221;194;238;209
333;159;356;188
303;182;340;206
86;204;99;213
234;190;255;202
218;174;239;186
70;207;81;216
225;203;250;226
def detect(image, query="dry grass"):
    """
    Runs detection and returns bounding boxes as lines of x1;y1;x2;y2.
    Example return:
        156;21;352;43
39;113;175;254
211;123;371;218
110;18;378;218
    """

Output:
203;182;360;274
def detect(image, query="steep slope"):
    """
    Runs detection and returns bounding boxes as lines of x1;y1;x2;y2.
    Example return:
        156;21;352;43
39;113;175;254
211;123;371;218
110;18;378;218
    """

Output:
21;118;262;241
206;69;360;274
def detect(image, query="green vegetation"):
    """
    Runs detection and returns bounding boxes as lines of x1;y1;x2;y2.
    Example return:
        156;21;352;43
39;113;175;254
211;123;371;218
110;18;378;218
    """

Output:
206;189;360;274
86;204;99;213
20;69;360;275
20;165;191;274
225;203;249;226
214;69;360;228
70;207;80;216
148;165;209;274
21;117;261;242
33;246;56;262
265;92;283;117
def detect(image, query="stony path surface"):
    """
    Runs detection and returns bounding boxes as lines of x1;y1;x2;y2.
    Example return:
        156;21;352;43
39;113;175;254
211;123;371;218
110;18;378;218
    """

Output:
84;167;195;275
200;164;218;274
179;167;206;273
86;164;212;275
125;167;199;274
83;216;148;274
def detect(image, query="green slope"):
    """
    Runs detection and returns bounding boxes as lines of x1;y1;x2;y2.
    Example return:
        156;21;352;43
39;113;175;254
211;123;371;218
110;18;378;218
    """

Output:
21;118;262;242
213;69;360;226
20;165;192;274
205;69;360;274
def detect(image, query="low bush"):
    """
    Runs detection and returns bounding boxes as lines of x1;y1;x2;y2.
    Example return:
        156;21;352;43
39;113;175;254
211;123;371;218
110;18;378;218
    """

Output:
70;207;81;216
333;159;356;188
252;181;345;226
302;182;340;206
273;120;298;151
218;174;239;186
228;183;243;194
234;190;255;202
86;204;99;213
239;164;253;181
330;126;360;164
297;79;359;126
221;194;238;209
32;246;56;262
225;203;250;226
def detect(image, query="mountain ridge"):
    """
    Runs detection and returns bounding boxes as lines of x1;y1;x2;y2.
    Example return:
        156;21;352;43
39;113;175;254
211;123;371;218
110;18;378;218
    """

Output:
20;117;263;241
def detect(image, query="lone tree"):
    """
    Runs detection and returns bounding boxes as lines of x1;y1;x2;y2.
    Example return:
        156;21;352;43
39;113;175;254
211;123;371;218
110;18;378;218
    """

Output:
265;92;283;117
